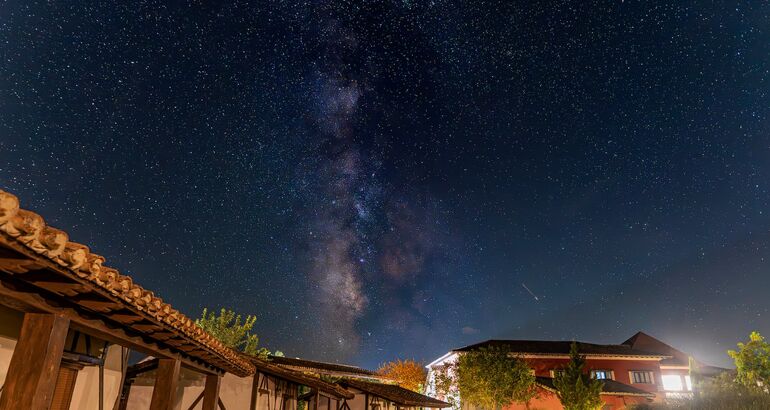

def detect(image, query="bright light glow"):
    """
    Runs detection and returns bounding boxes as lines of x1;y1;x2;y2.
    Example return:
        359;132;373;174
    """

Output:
662;375;684;391
591;370;611;380
684;375;692;391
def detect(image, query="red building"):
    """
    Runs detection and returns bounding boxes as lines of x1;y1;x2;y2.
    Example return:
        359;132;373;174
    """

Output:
426;332;725;410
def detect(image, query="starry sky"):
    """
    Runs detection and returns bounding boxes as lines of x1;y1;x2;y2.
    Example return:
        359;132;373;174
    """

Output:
1;1;769;369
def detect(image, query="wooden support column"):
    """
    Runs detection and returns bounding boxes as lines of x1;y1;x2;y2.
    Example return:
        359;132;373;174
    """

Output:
0;313;69;410
250;372;260;410
202;373;222;410
149;358;181;410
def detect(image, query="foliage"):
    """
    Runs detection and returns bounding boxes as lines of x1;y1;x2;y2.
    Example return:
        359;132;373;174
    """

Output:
195;307;263;356
630;374;770;410
432;364;461;410
320;374;343;384
631;332;770;410
727;331;770;393
434;345;538;410
377;359;428;392
553;342;603;410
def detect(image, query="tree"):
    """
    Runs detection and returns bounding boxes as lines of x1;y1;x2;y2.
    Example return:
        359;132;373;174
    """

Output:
377;359;427;392
553;343;602;410
435;345;537;410
728;331;770;393
195;307;266;356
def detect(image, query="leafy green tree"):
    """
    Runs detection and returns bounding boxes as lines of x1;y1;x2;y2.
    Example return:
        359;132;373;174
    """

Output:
553;343;602;410
432;364;461;410
195;307;264;356
728;331;770;393
436;345;537;410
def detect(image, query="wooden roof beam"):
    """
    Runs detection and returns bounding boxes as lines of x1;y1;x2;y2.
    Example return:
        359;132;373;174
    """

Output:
0;276;223;376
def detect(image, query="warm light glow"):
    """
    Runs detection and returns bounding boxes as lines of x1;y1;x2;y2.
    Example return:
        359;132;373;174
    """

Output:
662;375;684;391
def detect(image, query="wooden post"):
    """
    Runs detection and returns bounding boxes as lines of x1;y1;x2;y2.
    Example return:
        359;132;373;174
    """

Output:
149;358;181;410
0;313;69;410
250;372;260;410
202;374;222;410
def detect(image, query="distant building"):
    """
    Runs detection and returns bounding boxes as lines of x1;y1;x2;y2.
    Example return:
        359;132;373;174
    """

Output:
425;332;728;410
267;356;448;410
124;354;449;410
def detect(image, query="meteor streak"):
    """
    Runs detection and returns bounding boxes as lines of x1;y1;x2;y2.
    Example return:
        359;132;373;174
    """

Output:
522;282;540;301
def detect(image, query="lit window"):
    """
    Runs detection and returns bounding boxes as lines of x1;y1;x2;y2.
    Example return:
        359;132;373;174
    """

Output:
684;375;692;391
630;371;653;384
550;369;566;378
591;370;612;380
662;375;684;391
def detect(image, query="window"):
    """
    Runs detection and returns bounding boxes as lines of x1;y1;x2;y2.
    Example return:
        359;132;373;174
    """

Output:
630;371;653;384
591;370;613;380
662;375;684;391
550;369;565;378
684;375;692;391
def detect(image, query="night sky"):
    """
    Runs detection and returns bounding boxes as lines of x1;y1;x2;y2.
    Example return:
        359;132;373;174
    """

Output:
1;1;769;369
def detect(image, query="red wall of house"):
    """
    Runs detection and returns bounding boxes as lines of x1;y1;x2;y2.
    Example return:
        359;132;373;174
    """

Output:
504;388;561;410
502;387;651;410
523;357;662;394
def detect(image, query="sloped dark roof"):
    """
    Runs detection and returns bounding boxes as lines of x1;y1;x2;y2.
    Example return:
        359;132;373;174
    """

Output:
454;340;668;358
622;331;691;366
535;377;655;397
340;379;450;408
248;356;355;399
622;331;731;375
269;355;378;377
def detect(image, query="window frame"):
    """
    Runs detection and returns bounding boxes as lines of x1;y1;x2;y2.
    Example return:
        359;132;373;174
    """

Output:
590;369;614;380
662;374;685;391
629;370;655;385
549;369;566;378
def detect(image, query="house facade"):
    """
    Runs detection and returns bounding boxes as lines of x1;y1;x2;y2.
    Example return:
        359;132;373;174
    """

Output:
425;333;722;410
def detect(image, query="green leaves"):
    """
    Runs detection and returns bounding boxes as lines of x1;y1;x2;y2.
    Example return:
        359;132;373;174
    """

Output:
439;345;537;410
728;331;770;393
552;343;602;410
195;307;262;356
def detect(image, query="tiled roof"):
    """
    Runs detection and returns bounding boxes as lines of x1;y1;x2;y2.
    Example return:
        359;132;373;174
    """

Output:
269;355;378;377
454;339;668;359
340;379;450;408
535;377;655;397
249;356;355;399
0;190;254;376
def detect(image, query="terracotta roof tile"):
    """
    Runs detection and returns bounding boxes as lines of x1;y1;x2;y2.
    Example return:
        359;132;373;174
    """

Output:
0;190;255;376
269;356;378;377
248;356;355;399
340;379;450;408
